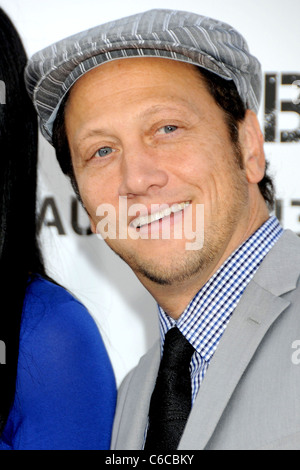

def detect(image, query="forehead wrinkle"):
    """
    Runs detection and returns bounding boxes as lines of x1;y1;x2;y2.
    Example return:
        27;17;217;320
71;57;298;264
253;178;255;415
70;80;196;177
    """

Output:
136;99;194;119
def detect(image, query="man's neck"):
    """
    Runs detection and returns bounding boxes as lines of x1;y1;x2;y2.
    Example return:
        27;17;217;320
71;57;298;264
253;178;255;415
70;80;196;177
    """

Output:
140;258;226;320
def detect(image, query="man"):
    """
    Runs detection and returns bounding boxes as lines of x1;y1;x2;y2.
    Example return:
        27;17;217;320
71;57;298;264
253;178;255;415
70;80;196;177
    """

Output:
25;9;300;450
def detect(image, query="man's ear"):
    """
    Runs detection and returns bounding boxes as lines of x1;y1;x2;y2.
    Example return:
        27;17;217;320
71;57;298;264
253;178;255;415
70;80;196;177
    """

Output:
239;110;266;184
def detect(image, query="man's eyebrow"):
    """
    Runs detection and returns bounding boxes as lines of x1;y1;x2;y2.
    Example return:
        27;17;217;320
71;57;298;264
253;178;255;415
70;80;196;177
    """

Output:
139;104;178;116
138;101;192;118
75;128;110;150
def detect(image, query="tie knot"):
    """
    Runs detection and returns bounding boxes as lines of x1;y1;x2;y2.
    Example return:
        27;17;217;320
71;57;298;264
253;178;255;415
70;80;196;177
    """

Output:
162;327;195;368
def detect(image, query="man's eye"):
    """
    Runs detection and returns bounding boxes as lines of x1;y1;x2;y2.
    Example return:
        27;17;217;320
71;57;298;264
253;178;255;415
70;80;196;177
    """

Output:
94;146;113;157
157;125;178;135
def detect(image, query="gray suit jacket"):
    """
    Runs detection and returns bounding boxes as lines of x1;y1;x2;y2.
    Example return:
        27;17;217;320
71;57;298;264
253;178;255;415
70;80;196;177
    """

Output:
111;230;300;450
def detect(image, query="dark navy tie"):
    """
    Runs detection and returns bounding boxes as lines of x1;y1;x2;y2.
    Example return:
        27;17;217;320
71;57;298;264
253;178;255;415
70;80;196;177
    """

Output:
144;327;195;450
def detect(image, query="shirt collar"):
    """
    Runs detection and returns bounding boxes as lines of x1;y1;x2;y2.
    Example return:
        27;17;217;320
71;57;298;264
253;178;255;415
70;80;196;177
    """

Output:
158;216;283;361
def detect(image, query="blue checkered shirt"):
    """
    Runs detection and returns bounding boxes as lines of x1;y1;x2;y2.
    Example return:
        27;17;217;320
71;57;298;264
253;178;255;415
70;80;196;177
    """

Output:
158;216;283;405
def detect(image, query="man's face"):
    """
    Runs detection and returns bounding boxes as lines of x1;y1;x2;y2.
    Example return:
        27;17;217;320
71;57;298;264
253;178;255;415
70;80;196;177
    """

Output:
65;58;252;289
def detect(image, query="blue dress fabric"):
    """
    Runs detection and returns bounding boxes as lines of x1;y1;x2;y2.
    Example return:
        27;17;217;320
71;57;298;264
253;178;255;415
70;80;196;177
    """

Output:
0;275;116;450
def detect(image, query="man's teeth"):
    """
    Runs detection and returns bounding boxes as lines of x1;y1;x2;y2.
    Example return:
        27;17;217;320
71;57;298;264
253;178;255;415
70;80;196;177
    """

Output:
132;202;190;229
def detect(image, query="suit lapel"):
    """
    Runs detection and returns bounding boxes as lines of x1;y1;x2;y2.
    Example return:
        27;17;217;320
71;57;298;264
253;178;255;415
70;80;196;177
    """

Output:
179;230;300;450
179;282;290;449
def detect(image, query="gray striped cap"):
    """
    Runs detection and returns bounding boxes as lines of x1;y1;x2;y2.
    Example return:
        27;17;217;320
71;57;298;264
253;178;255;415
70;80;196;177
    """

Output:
25;9;262;145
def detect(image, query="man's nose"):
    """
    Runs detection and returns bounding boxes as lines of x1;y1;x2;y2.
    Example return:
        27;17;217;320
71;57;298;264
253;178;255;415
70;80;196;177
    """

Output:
118;145;169;198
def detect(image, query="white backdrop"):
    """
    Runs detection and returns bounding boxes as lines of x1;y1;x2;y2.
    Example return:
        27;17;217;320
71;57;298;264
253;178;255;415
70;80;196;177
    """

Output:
1;0;300;385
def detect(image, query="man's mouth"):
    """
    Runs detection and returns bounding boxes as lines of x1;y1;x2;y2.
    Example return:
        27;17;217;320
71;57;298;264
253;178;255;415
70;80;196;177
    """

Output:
131;201;190;229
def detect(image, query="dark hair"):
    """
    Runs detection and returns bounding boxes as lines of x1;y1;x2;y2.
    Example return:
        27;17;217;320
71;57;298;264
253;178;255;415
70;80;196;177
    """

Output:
52;92;82;201
0;9;47;434
52;64;275;209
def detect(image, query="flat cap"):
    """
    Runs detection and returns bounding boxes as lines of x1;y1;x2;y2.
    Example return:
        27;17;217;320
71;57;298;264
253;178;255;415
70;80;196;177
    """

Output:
25;8;262;145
